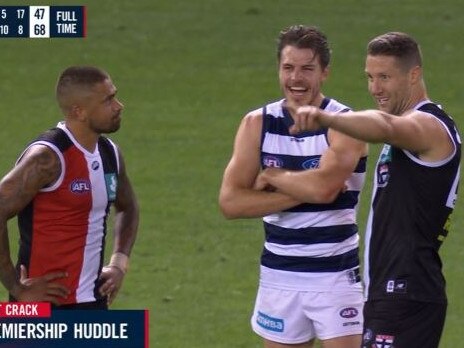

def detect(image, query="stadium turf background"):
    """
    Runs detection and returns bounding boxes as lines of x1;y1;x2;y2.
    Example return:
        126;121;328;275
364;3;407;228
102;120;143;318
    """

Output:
0;0;462;347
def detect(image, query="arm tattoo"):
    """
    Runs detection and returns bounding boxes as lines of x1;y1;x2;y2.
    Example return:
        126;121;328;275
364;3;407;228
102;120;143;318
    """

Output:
0;146;60;294
0;146;60;217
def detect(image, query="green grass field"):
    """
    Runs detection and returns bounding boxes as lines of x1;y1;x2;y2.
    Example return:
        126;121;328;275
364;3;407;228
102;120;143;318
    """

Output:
1;0;463;347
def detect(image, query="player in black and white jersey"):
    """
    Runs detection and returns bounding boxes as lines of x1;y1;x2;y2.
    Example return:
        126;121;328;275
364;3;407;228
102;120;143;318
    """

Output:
289;32;460;348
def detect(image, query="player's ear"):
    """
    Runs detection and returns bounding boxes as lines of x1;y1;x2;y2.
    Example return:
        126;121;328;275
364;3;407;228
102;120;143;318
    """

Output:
321;65;330;82
70;103;86;121
409;65;422;85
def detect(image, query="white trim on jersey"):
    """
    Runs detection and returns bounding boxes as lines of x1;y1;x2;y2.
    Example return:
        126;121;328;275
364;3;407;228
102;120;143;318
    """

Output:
265;233;359;258
401;101;458;168
446;165;460;209
259;265;363;291
263;133;329;156
107;138;120;174
264;209;357;229
16;141;66;193
75;147;110;303
57;122;98;156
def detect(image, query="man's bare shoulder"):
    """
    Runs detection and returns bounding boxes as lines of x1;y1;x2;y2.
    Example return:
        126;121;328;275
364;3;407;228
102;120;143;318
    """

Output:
240;108;263;128
18;144;61;185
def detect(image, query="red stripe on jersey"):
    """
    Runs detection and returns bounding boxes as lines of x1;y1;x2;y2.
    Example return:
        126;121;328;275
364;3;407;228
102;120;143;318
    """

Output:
29;146;92;305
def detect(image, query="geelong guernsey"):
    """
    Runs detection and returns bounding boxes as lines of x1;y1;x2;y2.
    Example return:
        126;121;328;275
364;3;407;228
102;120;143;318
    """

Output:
364;101;461;303
259;98;367;291
16;122;119;305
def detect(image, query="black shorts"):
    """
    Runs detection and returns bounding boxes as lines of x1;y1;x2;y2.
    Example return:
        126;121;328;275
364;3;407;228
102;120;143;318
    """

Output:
9;296;108;310
52;297;108;310
362;299;446;348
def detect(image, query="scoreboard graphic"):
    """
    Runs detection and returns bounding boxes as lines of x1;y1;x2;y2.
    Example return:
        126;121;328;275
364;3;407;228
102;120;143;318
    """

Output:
0;6;86;38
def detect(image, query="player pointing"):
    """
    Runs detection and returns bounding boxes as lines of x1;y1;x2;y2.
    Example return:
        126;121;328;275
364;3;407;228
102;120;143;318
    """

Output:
288;32;460;348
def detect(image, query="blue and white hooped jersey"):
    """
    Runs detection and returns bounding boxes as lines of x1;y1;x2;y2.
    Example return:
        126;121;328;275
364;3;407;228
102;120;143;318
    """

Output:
259;98;366;291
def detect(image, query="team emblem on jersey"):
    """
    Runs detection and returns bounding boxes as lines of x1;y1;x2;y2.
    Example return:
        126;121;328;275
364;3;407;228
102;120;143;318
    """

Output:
374;334;395;348
302;157;320;169
376;145;392;186
91;160;100;170
70;179;91;194
263;155;283;168
105;173;118;201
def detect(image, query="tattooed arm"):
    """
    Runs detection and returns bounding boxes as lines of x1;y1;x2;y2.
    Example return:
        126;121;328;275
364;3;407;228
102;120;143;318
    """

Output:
0;145;70;303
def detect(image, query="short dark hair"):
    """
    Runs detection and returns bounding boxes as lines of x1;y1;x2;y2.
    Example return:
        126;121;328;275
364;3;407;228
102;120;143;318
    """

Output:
277;25;331;68
56;66;110;110
367;32;422;70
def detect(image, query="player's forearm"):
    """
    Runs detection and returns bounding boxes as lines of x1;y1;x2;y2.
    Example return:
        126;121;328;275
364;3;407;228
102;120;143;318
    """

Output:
113;202;139;257
323;110;394;143
219;188;300;219
263;170;340;204
0;223;21;296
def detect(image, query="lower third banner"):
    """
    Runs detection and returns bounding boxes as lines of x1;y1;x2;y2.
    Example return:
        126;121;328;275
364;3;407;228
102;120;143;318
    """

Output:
0;308;149;348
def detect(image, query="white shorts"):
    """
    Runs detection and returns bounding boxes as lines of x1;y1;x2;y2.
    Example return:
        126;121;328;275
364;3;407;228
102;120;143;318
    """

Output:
251;285;364;344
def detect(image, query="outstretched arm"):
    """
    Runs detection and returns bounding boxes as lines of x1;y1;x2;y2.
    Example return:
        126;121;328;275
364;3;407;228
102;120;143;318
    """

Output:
219;110;301;219
292;106;453;161
0;145;70;304
99;148;139;304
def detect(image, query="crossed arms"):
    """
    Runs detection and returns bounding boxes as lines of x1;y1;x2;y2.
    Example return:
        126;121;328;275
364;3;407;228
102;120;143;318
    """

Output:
219;109;368;219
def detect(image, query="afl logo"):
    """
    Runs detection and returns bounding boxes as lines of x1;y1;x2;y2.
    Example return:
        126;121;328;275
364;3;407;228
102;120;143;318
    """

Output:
339;307;358;318
70;179;91;194
302;158;320;169
263;155;283;168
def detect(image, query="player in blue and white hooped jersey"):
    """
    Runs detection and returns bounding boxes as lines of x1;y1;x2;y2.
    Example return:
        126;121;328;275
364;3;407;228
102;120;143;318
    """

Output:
220;25;368;348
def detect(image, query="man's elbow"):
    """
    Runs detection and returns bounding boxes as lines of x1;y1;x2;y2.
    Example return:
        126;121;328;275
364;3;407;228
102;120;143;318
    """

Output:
218;195;240;219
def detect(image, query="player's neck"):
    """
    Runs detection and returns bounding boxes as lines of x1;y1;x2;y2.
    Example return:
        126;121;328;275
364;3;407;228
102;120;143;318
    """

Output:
65;122;99;153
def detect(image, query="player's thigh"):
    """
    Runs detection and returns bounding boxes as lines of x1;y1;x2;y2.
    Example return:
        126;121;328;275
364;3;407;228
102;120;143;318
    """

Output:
264;338;315;348
251;286;315;344
306;290;363;341
320;334;361;348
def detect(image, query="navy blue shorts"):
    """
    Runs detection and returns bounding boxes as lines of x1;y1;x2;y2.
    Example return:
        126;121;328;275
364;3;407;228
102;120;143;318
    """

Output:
362;299;446;348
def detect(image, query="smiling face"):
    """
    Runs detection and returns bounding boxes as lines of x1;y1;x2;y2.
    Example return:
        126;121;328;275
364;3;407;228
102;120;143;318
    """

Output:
279;45;328;110
365;54;414;115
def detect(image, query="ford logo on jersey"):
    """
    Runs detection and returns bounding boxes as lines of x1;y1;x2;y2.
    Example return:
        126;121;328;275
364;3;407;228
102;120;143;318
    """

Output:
339;307;358;318
302;158;320;169
70;179;91;194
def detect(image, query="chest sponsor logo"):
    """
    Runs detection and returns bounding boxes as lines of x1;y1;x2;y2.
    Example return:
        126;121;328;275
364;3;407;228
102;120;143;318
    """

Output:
256;311;284;333
105;173;118;201
262;155;283;168
70;179;91;194
302;157;320;169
